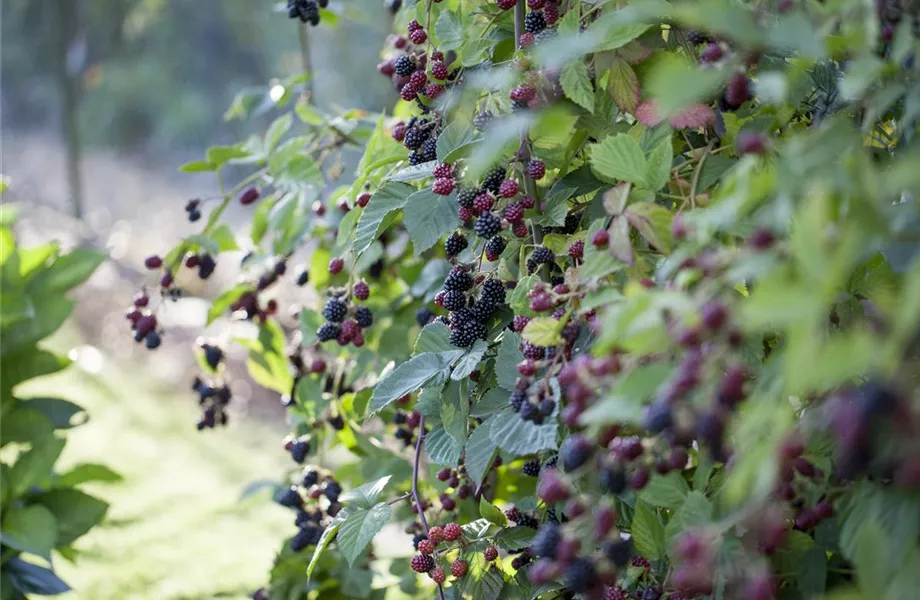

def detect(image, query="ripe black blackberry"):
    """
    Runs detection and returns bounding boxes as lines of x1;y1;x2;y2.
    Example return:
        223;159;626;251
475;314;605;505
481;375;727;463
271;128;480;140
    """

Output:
516;513;539;529
442;290;467;311
445;233;468;257
323;298;348;322
521;401;542;423
290;439;311;463
600;465;627;495
603;539;633;567
685;30;711;44
290;527;317;552
302;468;320;487
483;237;506;261
457;187;478;208
474;212;501;238
296;270;309;286
407;151;424;165
482;165;506;193
415;307;433;326
531;522;560;557
473;111;493;131
403;127;424;150
531;246;554;264
564;557;598;593
324;480;342;502
561;213;581;234
470;299;495;323
355;306;374;328
450;318;485;348
480;279;506;304
278;486;303;508
317;322;339;341
524;11;546;33
412;533;428;550
420;139;437;162
522;459;541;476
560;435;592;471
444;268;473;291
394;55;415;76
526;258;538;274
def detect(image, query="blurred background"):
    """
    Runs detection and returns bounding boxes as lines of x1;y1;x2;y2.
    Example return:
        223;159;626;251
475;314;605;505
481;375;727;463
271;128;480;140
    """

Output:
2;1;396;597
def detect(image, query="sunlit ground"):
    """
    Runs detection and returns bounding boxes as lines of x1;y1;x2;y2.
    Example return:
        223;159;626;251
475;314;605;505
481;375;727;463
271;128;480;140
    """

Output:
20;323;292;600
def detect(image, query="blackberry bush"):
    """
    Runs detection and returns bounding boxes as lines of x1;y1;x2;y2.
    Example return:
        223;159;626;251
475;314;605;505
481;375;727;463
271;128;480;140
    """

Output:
138;0;920;598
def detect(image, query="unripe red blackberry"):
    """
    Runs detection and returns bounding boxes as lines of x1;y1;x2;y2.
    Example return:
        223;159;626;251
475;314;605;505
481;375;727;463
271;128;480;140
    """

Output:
433;177;455;196
427;525;445;543
498;0;516;9
473;192;495;213
498;179;520;198
408;70;427;90
409;28;427;44
418;539;436;555
400;84;418;102
527;0;545;8
144;255;163;270
484;546;498;561
519;32;536;48
432;162;452;179
736;130;768;155
510;85;536;102
527;159;546;180
240;187;260;205
410;553;435;573
450;559;468;577
443;523;462;541
429;567;446;583
591;230;609;247
543;2;558;24
391;122;407;142
722;73;753;109
504;202;524;223
512;221;528;238
328;257;345;274
353;280;370;301
568;240;584;259
378;59;396;76
431;61;449;81
700;43;724;64
356;192;371;208
160;271;174;288
700;299;727;331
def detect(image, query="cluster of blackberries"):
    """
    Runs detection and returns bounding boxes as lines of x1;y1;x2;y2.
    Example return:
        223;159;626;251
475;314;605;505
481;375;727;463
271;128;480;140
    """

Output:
316;284;374;347
434;466;478;509
124;292;162;350
434;271;508;348
287;0;326;26
822;382;920;486
408;523;468;583
184;199;201;222
277;464;344;553
391;403;421;447
504;506;540;530
184;252;217;280
192;376;231;429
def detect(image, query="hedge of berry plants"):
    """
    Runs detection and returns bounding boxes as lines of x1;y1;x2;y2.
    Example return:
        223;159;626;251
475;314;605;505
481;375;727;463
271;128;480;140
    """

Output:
133;0;920;598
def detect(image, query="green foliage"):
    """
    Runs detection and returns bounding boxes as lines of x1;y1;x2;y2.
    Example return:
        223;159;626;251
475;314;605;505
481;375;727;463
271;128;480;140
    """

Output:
146;0;920;598
0;216;114;598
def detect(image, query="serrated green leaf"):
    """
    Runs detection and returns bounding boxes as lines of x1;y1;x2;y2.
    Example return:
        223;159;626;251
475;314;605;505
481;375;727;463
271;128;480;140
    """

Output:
0;505;57;558
26;248;104;293
354;182;413;255
441;380;469;447
465;419;499;485
646;54;729;116
496;526;536;550
337;502;391;566
404;189;461;256
480;497;508;526
340;476;392;510
639;471;690;509
521;317;564;347
590;134;649;186
625;201;673;253
307;515;345;581
561;61;595;114
453;339;488;381
435;10;464;50
414;323;454;355
630;499;665;560
10;436;65;497
426;425;463;466
607;57;640;114
387;161;437;183
489;407;558;456
496;332;524;391
645;137;673;191
369;353;452;415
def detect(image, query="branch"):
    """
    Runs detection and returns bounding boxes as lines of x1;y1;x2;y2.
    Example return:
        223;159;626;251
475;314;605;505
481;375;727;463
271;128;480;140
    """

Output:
514;0;543;247
411;415;446;600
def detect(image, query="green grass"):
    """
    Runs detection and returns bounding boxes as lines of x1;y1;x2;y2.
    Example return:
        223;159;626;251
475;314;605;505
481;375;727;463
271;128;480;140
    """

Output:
20;329;293;599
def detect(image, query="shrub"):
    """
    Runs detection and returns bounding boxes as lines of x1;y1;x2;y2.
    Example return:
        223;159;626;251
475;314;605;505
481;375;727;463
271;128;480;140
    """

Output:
137;0;920;598
1;210;117;597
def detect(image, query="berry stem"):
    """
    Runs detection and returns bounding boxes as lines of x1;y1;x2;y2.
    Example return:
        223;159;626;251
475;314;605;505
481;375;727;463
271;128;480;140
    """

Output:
297;22;314;100
411;414;446;600
687;139;716;211
513;0;543;247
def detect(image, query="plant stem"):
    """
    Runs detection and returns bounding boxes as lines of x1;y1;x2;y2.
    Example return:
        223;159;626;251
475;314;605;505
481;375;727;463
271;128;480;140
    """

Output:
411;415;445;600
514;0;543;247
298;23;314;100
